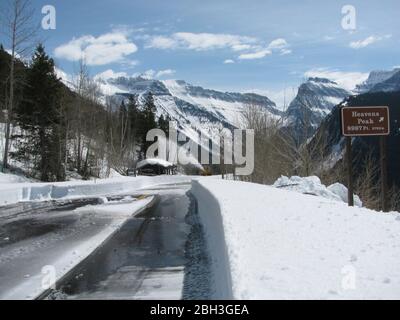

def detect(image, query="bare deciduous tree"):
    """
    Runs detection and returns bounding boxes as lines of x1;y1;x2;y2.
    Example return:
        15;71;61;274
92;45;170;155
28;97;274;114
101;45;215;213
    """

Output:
1;0;37;171
241;103;290;184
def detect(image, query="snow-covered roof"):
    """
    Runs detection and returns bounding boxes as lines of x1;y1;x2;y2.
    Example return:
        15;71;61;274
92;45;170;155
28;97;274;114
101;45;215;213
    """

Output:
136;158;175;169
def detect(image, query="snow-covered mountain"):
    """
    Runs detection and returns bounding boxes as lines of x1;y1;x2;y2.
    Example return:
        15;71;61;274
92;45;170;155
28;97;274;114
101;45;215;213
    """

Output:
96;75;282;145
369;69;400;93
284;77;350;139
355;68;400;93
163;79;280;125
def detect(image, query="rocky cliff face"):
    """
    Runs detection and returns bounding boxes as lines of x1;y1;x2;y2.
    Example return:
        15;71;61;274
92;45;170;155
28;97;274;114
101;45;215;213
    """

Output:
284;77;350;141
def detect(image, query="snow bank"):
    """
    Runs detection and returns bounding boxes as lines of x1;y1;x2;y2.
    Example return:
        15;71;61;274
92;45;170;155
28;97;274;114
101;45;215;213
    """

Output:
193;178;400;299
0;175;190;206
273;176;362;207
191;180;233;299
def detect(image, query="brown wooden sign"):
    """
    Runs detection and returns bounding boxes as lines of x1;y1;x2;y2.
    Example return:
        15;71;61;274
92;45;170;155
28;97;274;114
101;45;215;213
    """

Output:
341;106;390;136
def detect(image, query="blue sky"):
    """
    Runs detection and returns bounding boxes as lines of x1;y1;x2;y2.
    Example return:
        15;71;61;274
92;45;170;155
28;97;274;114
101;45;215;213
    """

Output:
1;0;399;105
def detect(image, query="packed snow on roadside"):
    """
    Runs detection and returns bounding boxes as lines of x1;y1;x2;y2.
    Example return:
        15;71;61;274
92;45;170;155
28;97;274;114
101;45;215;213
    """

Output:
273;175;363;207
0;173;190;206
0;173;190;299
193;178;400;299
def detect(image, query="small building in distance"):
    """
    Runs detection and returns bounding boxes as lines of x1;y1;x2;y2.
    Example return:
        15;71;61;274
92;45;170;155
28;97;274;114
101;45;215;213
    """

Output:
136;158;177;176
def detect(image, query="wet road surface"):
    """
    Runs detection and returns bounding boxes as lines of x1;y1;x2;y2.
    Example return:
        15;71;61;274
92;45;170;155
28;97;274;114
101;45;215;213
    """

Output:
0;198;104;248
0;195;152;299
44;185;212;300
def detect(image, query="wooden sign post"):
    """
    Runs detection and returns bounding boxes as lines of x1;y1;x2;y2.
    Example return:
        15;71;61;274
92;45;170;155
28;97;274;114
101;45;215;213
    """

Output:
380;136;388;212
341;106;390;211
345;136;354;206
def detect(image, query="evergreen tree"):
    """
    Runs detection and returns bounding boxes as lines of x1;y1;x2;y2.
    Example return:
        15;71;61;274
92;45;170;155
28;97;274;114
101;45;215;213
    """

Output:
139;92;157;157
158;114;170;133
143;91;157;125
12;44;65;181
127;94;139;145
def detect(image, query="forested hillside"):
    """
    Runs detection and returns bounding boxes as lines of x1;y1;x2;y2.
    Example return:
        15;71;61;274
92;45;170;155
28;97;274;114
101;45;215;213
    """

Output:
0;45;165;181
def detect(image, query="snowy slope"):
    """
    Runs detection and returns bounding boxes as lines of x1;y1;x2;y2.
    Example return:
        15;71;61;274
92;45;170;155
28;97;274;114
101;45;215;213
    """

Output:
370;70;400;93
95;76;282;146
355;68;400;93
163;79;280;127
193;178;400;300
0;172;33;184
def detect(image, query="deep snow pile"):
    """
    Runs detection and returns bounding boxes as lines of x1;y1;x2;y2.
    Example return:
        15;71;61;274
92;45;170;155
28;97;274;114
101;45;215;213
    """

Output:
273;175;362;207
193;178;400;299
0;174;190;206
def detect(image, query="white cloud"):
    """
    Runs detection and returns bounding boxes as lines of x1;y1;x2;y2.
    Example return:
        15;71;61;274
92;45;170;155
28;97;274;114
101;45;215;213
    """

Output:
120;59;139;68
349;36;378;49
304;68;369;91
267;38;288;50
224;59;235;64
238;38;290;60
156;69;176;78
147;33;291;61
238;49;271;60
138;69;176;79
94;69;128;81
231;44;252;51
94;68;176;81
349;34;392;49
146;32;257;52
280;49;292;55
268;38;291;55
55;67;73;84
141;69;156;79
147;35;177;49
54;32;138;66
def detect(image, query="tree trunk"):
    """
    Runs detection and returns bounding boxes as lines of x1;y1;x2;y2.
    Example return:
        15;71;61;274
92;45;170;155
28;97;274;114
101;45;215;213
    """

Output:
2;23;16;172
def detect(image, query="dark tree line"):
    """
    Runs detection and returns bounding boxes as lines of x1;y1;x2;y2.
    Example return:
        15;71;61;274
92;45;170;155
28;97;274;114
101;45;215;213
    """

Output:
0;44;169;181
12;44;65;181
